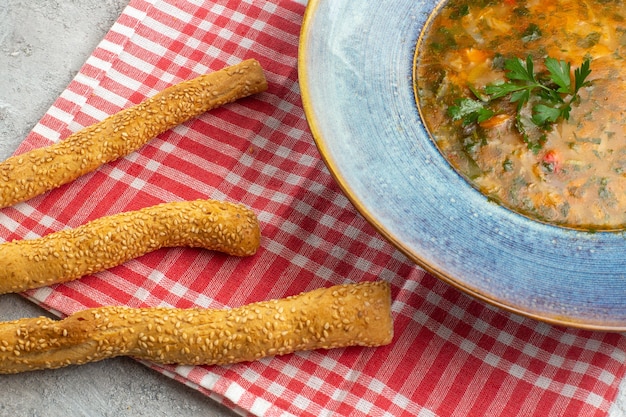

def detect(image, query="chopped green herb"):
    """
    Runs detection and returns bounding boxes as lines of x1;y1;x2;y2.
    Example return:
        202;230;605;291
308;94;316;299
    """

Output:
513;7;530;17
577;32;601;49
447;98;495;125
449;4;470;19
575;135;602;144
598;177;615;201
434;27;458;50
521;23;542;42
524;135;546;154
491;53;505;70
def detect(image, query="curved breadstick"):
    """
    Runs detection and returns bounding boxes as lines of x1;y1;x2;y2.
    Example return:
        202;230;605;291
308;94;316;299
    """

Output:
0;281;393;374
0;59;267;209
0;199;260;294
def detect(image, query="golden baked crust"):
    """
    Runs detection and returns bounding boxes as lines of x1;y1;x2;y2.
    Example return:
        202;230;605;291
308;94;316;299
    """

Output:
0;199;260;294
0;281;393;374
0;59;267;208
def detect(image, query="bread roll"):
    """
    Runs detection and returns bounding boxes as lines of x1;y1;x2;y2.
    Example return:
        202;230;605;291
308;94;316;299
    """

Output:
0;59;267;209
0;281;393;374
0;199;260;294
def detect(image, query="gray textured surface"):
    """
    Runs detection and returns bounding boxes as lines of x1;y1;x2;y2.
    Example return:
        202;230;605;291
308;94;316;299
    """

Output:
0;1;237;416
1;1;625;416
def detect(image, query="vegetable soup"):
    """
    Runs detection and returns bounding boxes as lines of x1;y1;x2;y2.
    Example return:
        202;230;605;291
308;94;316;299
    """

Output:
414;0;626;230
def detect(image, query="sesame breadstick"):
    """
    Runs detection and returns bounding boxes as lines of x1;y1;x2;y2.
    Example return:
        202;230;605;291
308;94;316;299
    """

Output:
0;281;393;374
0;199;260;294
0;59;267;209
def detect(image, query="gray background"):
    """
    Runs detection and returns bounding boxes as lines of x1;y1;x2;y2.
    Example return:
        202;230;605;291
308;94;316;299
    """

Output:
0;1;625;416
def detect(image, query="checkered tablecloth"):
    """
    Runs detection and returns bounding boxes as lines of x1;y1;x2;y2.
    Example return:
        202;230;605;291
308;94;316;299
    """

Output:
2;0;626;416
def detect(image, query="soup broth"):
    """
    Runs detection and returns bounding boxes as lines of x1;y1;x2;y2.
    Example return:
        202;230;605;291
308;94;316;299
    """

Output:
415;0;626;230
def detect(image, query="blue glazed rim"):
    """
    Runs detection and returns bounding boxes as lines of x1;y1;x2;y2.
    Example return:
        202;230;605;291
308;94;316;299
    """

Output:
298;0;626;331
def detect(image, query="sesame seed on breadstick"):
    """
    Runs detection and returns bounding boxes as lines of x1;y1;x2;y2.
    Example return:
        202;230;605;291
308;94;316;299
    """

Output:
0;281;393;374
0;199;260;294
0;59;267;209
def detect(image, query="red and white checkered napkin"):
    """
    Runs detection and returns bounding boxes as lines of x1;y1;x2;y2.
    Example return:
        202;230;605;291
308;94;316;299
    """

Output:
2;0;626;415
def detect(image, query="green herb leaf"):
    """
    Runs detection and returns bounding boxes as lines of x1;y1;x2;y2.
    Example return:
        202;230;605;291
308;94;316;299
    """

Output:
538;88;564;104
532;104;562;125
504;56;535;81
521;23;542;43
574;59;592;92
448;98;495;125
484;82;527;99
468;84;489;102
449;4;470;20
544;57;571;93
577;32;601;49
510;89;531;106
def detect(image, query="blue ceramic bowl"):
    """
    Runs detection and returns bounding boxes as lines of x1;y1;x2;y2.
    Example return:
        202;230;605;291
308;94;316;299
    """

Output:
298;0;626;331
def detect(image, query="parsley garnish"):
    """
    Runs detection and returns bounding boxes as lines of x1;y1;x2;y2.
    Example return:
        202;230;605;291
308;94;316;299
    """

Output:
448;98;494;125
449;4;470;20
448;55;592;150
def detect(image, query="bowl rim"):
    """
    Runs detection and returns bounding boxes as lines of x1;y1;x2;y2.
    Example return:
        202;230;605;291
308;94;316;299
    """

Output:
298;0;626;332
